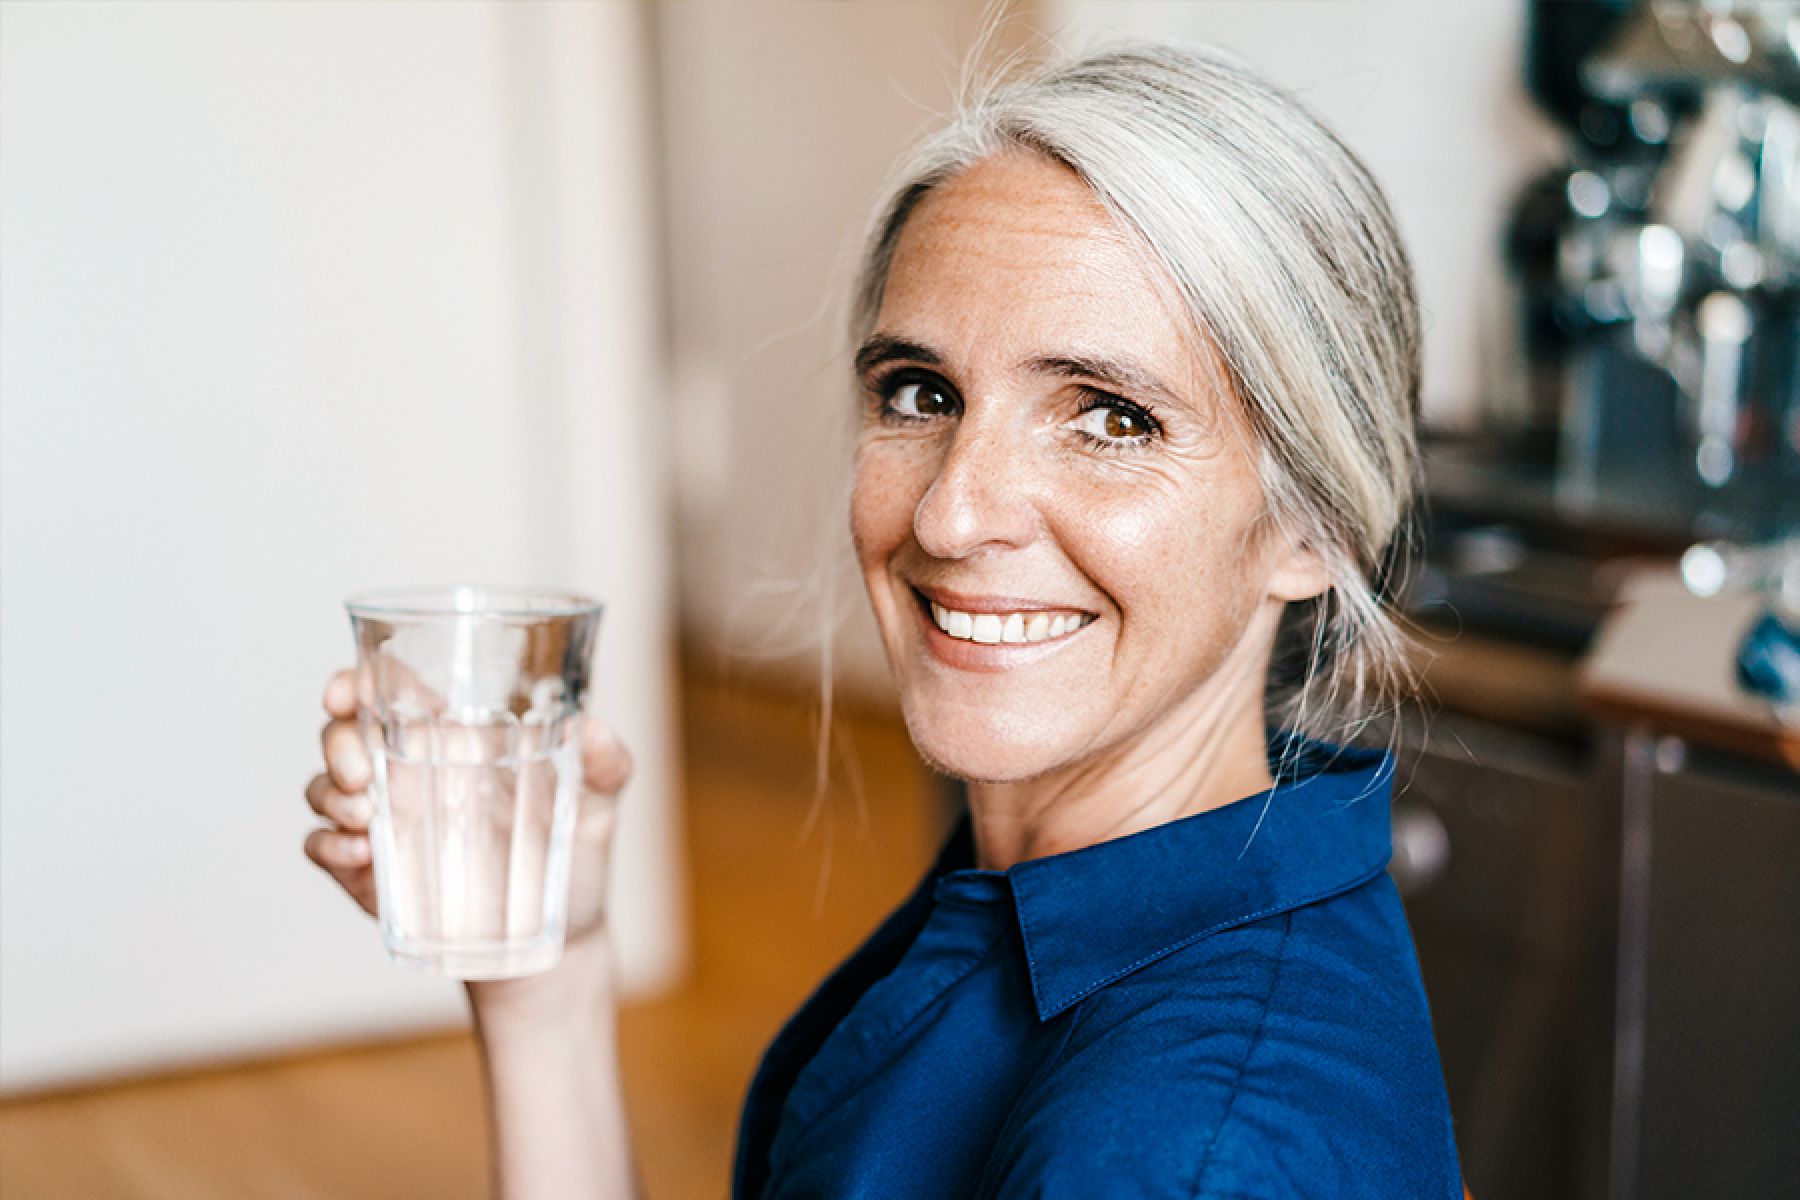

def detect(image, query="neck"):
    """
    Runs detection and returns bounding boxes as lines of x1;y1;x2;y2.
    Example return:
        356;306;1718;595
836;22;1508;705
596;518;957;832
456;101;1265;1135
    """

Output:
965;631;1278;873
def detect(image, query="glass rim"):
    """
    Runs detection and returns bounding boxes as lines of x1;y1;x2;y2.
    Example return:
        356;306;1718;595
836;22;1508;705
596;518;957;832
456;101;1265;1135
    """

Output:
344;584;603;620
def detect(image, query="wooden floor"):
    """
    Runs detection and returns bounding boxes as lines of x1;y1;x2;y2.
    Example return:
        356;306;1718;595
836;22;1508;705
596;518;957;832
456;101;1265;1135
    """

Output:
0;672;943;1200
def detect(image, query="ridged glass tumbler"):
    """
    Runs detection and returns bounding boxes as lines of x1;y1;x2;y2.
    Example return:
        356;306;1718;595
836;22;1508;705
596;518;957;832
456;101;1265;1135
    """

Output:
345;586;602;980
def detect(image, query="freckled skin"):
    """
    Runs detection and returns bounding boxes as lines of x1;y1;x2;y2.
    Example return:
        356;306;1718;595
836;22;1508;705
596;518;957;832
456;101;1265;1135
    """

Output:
850;152;1330;871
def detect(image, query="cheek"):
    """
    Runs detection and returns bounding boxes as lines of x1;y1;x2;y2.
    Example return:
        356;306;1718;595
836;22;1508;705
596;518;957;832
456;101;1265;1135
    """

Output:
1070;478;1263;630
849;444;921;567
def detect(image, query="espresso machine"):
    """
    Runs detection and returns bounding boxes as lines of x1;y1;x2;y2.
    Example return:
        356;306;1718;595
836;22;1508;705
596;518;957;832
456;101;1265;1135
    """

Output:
1503;0;1800;541
1387;10;1800;1199
1410;0;1800;685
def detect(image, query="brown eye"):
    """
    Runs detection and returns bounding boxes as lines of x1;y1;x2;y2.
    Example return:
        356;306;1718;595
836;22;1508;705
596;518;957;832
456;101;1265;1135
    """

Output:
1069;398;1159;447
1104;408;1144;439
888;381;957;418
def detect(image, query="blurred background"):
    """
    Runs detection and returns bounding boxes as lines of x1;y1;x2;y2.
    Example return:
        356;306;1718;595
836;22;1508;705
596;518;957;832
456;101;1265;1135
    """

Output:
2;2;1795;1199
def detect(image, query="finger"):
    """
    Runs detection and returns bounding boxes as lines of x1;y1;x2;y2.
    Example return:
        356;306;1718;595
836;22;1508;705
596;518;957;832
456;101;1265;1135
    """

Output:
323;668;359;720
368;650;448;715
333;868;380;917
303;832;380;917
581;717;633;796
574;784;620;847
304;827;372;871
305;772;373;831
321;718;370;793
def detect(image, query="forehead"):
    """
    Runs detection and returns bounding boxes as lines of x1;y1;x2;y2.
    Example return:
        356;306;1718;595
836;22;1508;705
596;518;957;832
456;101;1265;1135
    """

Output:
878;152;1197;378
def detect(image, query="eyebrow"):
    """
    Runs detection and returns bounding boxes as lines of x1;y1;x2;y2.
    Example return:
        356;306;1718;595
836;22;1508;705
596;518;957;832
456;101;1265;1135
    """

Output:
1027;353;1188;412
854;334;941;377
853;335;1192;414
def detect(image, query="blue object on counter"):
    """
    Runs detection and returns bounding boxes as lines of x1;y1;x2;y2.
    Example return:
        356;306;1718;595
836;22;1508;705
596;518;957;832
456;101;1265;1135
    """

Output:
1737;609;1800;704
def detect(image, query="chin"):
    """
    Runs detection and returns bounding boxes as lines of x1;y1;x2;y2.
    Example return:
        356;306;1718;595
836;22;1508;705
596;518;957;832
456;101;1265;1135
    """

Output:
900;705;1070;785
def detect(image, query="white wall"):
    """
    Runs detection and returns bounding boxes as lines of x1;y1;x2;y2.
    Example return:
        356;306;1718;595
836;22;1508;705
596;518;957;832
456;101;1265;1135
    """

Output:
0;1;683;1091
658;0;1007;701
1045;0;1567;428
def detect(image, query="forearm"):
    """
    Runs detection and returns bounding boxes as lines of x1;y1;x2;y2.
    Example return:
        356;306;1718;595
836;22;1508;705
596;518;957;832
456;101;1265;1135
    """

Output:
466;934;642;1200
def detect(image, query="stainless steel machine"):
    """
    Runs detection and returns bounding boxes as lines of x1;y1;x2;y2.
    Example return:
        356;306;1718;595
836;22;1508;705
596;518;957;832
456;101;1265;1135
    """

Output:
1396;7;1800;1198
1502;0;1800;540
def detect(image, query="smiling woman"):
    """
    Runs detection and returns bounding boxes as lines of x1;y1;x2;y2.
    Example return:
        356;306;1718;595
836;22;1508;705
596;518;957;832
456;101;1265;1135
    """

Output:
305;38;1460;1200
848;46;1425;772
723;44;1454;1200
726;43;1459;1200
850;150;1327;826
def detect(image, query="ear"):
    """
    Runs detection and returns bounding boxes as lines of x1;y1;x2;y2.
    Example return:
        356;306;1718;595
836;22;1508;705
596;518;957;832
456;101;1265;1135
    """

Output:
1264;534;1332;604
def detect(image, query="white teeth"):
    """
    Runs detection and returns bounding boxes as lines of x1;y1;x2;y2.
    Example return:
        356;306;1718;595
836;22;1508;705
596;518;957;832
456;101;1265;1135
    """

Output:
927;598;1089;646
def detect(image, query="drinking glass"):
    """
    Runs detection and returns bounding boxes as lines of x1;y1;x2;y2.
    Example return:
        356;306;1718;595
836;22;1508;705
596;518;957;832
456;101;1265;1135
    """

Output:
345;585;602;979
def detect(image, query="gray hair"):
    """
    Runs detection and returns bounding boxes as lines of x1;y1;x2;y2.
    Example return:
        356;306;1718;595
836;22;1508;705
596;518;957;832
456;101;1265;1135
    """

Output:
847;41;1424;755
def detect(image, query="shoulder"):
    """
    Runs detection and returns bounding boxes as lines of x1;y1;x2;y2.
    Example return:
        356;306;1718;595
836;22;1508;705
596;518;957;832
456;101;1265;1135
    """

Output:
979;877;1461;1200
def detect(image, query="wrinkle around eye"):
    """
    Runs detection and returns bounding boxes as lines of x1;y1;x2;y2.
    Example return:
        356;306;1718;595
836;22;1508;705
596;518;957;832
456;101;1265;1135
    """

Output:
856;421;945;455
1074;454;1192;489
1055;429;1236;489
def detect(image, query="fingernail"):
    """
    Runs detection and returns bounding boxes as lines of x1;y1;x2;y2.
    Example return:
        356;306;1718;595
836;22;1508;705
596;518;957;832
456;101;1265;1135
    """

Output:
346;795;374;825
341;755;368;787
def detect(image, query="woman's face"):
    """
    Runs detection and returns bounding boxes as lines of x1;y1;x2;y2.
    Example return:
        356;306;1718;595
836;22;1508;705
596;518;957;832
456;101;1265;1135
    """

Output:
851;151;1325;784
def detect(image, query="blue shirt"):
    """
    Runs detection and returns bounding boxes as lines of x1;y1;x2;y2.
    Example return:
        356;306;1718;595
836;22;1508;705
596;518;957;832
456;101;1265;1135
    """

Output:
732;733;1463;1198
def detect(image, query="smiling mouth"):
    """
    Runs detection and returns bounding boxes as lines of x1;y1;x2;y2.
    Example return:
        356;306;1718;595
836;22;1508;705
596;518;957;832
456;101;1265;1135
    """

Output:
912;588;1097;646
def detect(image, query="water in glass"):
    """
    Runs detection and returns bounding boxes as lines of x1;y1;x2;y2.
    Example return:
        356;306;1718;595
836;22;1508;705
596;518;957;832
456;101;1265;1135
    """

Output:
365;708;582;978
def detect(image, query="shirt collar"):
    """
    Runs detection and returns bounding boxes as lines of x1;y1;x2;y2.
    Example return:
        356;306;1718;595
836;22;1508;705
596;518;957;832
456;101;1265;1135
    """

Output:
932;730;1396;1022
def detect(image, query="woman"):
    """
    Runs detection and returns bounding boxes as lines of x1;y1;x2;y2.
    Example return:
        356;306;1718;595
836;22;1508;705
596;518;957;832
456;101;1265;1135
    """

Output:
306;43;1462;1198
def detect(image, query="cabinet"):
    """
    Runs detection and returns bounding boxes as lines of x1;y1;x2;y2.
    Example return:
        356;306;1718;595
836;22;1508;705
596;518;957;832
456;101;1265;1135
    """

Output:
1386;715;1598;1200
1391;715;1799;1200
1610;732;1800;1200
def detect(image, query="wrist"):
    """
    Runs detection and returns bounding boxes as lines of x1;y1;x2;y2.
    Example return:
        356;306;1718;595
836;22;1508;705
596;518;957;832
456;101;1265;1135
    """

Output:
462;929;640;1199
465;927;617;1031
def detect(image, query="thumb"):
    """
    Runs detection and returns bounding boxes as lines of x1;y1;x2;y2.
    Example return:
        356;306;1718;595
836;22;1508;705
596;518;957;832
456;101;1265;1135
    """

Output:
580;715;634;797
573;783;620;850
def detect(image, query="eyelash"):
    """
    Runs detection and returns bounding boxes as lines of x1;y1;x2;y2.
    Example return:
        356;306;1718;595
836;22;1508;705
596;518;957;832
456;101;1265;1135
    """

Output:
866;369;954;425
865;370;1164;455
1071;389;1163;454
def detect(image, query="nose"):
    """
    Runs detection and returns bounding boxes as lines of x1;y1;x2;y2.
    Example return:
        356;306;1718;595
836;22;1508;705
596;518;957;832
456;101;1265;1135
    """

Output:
911;414;1039;560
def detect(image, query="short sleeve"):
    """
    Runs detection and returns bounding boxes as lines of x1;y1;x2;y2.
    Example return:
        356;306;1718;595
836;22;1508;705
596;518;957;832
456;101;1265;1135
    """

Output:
975;902;1461;1200
975;930;1285;1200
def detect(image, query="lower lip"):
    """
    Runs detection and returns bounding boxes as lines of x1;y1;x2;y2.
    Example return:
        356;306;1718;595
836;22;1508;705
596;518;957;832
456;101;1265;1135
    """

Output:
912;593;1091;673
